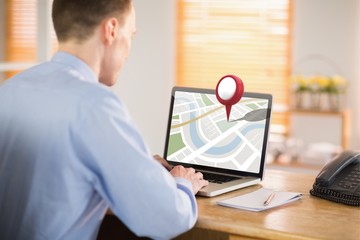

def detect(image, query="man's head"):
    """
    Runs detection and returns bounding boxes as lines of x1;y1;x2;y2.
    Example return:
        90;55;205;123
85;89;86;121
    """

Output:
52;0;132;43
52;0;136;86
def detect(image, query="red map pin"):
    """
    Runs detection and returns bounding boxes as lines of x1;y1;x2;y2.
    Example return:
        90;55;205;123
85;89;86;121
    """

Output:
215;75;244;121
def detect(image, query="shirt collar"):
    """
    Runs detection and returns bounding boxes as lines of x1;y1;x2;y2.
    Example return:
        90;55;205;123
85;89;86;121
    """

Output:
51;51;98;84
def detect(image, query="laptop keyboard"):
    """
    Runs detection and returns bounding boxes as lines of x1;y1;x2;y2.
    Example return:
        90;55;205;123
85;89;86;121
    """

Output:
202;172;242;184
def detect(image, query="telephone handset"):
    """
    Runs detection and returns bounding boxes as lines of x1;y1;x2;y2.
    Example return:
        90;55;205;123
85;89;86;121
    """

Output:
310;150;360;206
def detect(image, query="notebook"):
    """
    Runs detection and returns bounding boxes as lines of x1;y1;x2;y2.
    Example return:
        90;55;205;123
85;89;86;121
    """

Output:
218;188;303;211
163;87;272;197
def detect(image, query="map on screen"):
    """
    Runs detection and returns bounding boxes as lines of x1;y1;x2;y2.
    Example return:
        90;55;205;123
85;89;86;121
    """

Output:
166;91;269;173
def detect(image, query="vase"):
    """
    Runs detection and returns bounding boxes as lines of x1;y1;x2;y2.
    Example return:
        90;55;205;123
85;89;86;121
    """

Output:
294;92;304;109
319;93;343;112
310;92;321;110
329;93;342;111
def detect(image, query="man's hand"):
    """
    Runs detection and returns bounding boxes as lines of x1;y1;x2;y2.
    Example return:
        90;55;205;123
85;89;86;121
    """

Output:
170;165;209;195
153;154;209;194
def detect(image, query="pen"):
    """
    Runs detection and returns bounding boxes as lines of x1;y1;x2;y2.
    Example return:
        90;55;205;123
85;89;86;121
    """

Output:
263;192;275;206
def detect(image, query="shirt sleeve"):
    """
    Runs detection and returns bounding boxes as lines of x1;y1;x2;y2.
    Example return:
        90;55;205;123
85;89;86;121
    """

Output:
70;91;197;240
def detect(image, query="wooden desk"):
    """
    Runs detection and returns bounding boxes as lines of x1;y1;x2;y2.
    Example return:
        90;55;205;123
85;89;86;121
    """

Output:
175;170;360;240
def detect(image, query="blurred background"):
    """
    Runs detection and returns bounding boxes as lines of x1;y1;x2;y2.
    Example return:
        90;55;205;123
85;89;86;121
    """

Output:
0;0;359;173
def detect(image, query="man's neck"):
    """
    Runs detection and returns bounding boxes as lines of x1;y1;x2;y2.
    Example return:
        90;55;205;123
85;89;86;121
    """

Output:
58;37;103;79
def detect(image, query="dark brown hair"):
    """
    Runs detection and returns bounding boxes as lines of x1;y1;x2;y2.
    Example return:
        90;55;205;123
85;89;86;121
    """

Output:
52;0;132;42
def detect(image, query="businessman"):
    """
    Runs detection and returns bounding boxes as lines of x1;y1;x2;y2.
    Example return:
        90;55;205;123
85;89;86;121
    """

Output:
0;0;208;239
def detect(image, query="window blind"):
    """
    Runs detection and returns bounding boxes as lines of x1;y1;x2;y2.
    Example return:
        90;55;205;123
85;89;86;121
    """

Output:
5;0;57;78
5;0;37;62
176;0;292;129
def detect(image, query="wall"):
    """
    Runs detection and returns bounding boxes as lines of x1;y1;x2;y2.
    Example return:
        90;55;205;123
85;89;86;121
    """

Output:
292;0;360;151
112;0;176;154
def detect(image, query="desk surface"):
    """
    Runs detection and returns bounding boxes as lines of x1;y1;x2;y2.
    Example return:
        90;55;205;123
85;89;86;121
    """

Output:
177;170;360;240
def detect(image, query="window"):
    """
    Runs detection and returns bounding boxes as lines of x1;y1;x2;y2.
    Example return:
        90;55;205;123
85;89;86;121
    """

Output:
176;0;292;131
3;0;57;79
5;0;37;63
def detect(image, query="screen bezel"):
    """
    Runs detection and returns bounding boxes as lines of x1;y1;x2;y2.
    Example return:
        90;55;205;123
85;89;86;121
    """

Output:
163;86;272;179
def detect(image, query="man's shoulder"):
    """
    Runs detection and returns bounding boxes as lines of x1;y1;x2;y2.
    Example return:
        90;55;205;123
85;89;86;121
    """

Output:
3;61;122;110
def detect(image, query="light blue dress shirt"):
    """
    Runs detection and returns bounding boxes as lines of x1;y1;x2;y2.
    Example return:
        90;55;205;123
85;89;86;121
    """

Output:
0;52;197;240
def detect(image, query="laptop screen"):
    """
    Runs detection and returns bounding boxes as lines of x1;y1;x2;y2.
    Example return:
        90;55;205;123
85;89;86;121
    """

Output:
164;87;272;177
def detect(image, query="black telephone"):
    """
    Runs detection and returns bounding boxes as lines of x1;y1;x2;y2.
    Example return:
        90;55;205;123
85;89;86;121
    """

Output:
310;150;360;206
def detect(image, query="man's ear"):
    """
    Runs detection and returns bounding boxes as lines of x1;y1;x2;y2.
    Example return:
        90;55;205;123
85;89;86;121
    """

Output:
103;17;119;45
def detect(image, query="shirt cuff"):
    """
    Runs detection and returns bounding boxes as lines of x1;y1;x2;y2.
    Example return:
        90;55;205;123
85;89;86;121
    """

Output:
174;177;193;193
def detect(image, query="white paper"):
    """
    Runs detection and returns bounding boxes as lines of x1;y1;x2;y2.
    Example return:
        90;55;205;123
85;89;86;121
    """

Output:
217;188;302;212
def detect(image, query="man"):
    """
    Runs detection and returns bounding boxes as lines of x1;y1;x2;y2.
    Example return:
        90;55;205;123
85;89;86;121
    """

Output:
0;0;208;239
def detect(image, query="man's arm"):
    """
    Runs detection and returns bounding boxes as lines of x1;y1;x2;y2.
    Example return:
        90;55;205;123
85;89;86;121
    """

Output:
153;154;172;171
73;93;207;239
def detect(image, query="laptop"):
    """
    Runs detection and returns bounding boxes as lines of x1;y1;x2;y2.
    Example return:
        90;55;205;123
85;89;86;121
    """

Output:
163;86;272;197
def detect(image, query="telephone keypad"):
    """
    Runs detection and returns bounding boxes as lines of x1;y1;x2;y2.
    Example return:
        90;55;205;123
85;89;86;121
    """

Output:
338;168;360;190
